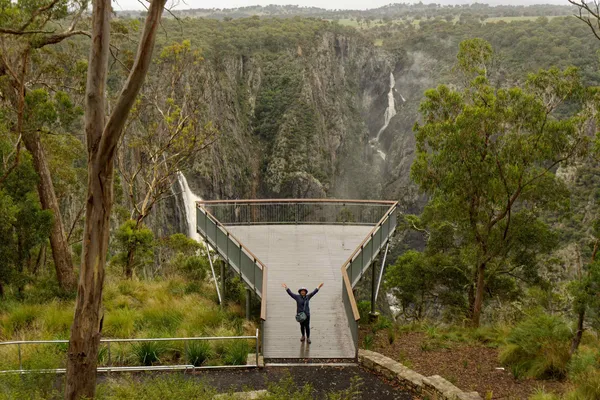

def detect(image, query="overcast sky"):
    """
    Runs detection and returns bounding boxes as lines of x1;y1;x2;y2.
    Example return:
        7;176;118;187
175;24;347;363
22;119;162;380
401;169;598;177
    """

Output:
114;0;570;12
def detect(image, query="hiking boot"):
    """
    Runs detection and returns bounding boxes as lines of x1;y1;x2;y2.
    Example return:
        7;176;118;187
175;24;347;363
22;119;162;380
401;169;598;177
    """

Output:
300;336;305;342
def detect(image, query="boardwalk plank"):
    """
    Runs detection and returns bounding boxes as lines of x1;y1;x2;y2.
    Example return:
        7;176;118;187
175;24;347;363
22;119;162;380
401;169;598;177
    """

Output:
226;225;372;359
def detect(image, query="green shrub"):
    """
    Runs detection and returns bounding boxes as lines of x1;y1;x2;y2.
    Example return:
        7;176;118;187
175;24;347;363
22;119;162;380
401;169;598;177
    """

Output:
0;304;41;337
40;304;72;336
265;375;315;399
568;348;599;379
0;374;59;400
138;305;183;334
568;348;600;400
372;316;392;333
104;309;136;338
327;375;363;400
96;374;216;399
131;341;166;366
471;326;505;347
499;314;571;379
185;341;213;366
528;389;560;400
357;301;371;323
185;282;202;294
181;256;209;281
571;369;600;400
223;340;250;365
184;307;224;334
21;344;65;370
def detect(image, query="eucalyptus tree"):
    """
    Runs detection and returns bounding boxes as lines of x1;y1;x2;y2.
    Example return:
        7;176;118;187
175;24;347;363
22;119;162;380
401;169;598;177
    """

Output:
411;39;592;327
65;0;167;396
116;40;217;278
0;0;88;291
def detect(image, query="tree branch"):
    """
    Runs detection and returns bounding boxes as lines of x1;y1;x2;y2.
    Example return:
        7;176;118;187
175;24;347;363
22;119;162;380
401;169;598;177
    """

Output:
98;0;168;166
19;0;61;32
569;0;600;42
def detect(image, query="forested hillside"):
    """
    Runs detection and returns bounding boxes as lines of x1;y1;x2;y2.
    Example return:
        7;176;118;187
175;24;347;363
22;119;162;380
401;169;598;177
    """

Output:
2;1;600;399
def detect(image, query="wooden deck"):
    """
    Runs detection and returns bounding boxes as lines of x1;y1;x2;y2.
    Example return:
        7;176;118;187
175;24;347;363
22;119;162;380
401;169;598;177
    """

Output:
226;225;372;359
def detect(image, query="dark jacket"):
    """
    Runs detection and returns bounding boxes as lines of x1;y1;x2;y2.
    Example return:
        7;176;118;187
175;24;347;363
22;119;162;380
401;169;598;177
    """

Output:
286;288;319;316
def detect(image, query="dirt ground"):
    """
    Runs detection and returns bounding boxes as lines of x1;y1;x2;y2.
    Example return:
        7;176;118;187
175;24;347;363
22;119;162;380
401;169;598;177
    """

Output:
360;328;570;400
193;365;413;399
98;366;413;399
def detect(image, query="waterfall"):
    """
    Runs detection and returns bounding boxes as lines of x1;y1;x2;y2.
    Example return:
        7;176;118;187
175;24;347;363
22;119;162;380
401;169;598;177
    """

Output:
176;171;202;242
375;72;397;142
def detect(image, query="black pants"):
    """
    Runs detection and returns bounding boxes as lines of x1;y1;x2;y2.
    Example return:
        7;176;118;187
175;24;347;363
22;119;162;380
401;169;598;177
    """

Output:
300;315;311;338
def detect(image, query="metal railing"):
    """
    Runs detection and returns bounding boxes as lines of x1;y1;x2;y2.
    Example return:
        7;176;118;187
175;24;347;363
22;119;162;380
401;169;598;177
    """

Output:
196;198;398;362
340;203;398;358
0;330;259;374
196;206;267;302
199;199;395;226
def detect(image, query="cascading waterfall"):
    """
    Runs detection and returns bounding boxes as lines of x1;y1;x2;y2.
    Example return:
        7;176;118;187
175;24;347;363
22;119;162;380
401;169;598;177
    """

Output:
375;72;397;142
176;171;203;242
176;172;222;301
371;72;398;161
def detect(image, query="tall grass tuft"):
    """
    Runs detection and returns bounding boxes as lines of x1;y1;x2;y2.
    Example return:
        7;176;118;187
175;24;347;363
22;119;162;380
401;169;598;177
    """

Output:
185;340;213;366
223;340;250;365
0;304;42;337
528;388;561;400
131;341;166;366
39;303;72;336
104;309;136;338
568;347;600;400
499;314;571;379
137;304;184;335
372;316;392;333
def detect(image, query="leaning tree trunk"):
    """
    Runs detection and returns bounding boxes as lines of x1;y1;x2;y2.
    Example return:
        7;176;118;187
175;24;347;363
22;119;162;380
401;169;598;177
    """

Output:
65;0;166;396
22;132;76;291
125;247;136;279
471;263;486;327
571;309;585;355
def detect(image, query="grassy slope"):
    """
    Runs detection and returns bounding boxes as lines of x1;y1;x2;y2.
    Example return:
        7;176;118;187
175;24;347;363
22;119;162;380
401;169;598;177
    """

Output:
359;318;600;400
0;276;255;371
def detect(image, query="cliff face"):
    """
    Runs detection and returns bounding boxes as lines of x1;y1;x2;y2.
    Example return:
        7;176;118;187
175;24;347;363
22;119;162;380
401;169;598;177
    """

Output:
182;32;399;201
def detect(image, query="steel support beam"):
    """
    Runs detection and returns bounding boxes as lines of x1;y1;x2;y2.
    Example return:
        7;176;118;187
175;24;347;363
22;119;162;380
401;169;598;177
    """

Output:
220;262;226;304
246;288;251;320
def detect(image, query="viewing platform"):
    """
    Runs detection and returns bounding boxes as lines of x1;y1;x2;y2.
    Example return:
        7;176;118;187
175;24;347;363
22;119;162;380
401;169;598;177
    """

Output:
196;200;398;361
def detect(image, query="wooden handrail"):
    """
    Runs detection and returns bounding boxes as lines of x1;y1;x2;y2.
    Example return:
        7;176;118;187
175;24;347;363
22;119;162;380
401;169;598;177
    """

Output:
198;204;266;271
340;202;398;269
339;202;398;324
197;199;398;325
197;204;268;321
196;198;397;205
342;270;360;321
260;267;267;321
